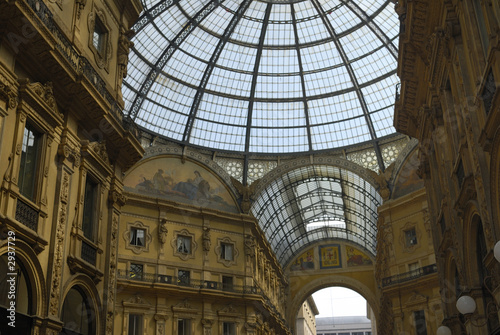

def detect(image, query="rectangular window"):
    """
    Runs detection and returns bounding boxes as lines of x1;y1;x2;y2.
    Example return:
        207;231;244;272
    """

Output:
222;276;233;291
353;332;364;335
405;228;417;247
178;319;191;335
128;314;142;335
18;123;41;201
82;177;98;241
414;310;428;335
223;322;235;335
221;243;233;261
130;228;145;246
178;270;190;286
130;263;143;280
93;17;106;55
177;236;191;254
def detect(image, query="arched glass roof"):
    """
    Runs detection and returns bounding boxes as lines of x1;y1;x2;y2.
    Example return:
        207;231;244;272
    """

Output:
251;165;381;267
123;0;400;167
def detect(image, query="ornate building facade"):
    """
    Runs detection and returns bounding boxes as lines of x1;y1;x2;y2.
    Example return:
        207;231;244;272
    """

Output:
0;0;498;335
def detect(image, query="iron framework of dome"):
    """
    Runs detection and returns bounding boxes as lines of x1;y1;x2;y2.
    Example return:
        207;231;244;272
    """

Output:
123;0;400;171
123;0;402;265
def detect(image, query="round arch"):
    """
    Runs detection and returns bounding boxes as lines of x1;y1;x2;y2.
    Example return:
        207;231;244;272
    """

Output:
251;163;382;267
0;238;46;317
462;202;487;286
288;275;378;332
59;274;102;334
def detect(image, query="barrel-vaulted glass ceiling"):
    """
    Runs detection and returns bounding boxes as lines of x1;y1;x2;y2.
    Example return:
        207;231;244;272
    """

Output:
251;165;381;267
123;0;400;165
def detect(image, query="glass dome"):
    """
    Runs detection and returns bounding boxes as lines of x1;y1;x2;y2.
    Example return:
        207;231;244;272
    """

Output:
123;0;399;158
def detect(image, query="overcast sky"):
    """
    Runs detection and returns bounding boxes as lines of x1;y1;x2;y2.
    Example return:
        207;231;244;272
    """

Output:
312;287;367;318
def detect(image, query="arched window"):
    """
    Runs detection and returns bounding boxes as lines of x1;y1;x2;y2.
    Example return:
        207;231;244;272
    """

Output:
60;287;95;335
0;254;33;333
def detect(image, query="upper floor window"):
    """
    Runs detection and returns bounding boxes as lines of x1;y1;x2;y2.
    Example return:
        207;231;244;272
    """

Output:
221;242;234;261
222;276;234;291
18;123;41;201
130;228;145;246
404;228;417;247
178;318;191;335
129;263;143;280
223;322;235;335
178;269;190;286
92;17;107;56
128;314;143;335
414;310;428;335
177;236;191;254
82;176;99;242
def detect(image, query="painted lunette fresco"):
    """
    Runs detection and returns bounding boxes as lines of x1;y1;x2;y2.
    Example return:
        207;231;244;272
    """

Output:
124;157;238;213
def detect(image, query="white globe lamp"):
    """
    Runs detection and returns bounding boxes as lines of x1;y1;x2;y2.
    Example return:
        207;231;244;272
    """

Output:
456;295;477;315
436;325;452;335
494;241;500;263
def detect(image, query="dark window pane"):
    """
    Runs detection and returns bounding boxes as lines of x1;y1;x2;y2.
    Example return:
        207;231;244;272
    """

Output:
130;228;145;246
18;124;41;201
61;287;93;335
128;314;142;335
414;310;427;335
82;178;98;241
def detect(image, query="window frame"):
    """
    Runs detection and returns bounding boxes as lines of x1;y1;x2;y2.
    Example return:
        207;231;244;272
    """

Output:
171;229;197;261
413;309;428;335
17;122;43;202
177;269;190;286
82;174;99;242
216;237;239;267
128;313;143;335
177;318;191;335
87;6;112;69
129;263;144;281
177;235;192;255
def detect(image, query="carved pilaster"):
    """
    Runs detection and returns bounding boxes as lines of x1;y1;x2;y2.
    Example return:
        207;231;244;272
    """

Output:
202;319;214;335
0;73;18;111
48;170;70;316
105;212;119;334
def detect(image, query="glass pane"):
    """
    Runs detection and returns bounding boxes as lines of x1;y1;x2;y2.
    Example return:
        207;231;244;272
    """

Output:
18;124;41;200
82;178;98;241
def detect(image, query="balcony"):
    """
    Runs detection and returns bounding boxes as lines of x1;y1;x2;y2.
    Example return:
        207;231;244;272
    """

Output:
382;264;437;287
117;270;285;322
117;270;262;294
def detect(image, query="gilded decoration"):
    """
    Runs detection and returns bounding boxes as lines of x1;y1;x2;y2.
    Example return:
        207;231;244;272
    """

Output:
319;244;342;269
124;221;152;254
290;248;314;271
346;246;373;267
124;157;238;213
171;229;197;261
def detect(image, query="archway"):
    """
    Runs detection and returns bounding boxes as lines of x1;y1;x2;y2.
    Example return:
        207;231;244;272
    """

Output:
0;253;35;334
289;274;378;335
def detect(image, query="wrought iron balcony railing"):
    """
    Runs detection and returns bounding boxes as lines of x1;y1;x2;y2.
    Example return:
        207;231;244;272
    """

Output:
24;0;123;119
382;264;437;287
117;270;285;324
